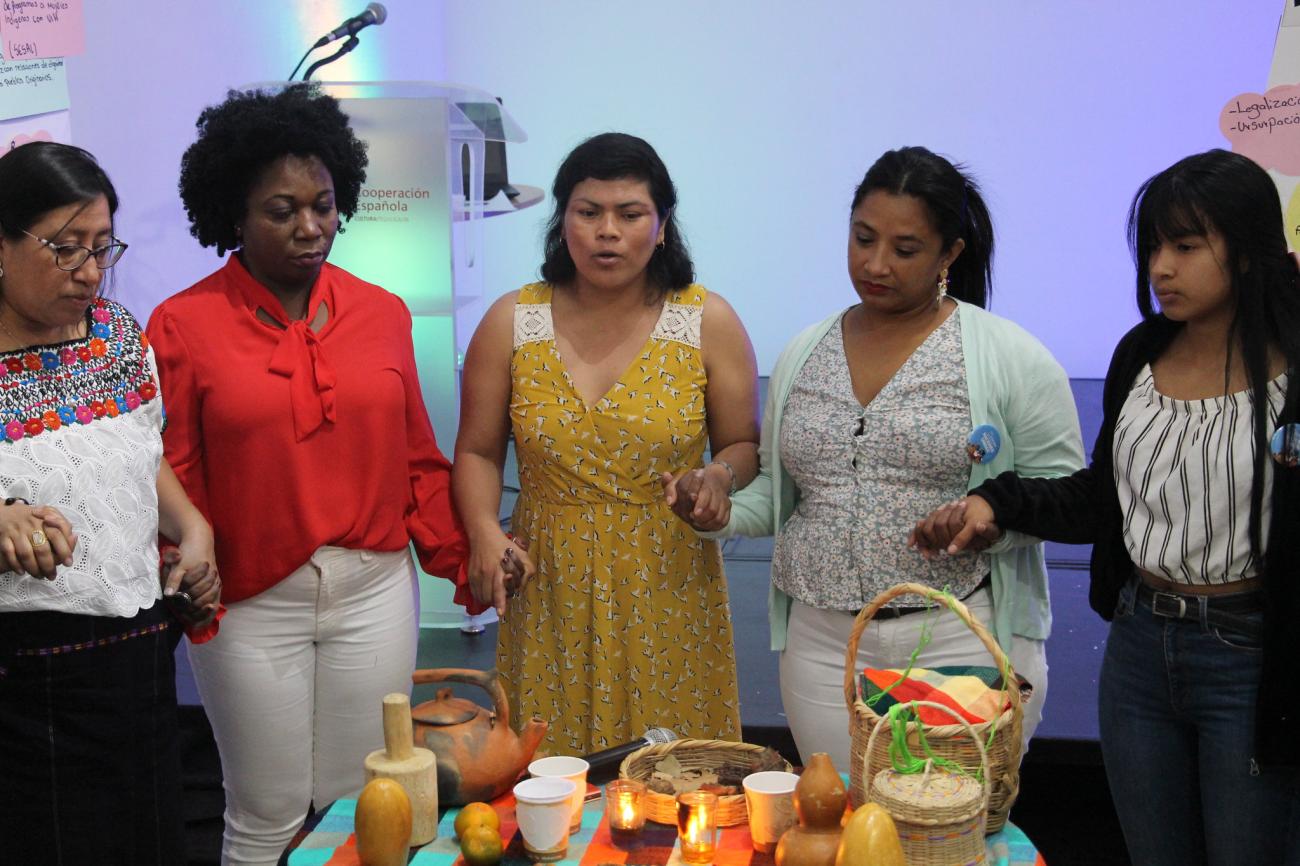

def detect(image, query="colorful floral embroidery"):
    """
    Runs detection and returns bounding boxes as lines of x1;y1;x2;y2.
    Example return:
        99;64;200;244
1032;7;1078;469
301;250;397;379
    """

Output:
0;298;158;443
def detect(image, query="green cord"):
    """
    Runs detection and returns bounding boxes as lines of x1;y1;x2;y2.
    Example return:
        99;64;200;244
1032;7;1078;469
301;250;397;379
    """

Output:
863;586;1017;778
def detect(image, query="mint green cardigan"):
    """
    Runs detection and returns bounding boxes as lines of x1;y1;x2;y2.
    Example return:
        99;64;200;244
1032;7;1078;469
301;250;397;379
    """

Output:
714;301;1085;652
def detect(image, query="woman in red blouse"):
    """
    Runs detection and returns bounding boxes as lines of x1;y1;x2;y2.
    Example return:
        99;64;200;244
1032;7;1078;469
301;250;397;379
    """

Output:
147;85;475;866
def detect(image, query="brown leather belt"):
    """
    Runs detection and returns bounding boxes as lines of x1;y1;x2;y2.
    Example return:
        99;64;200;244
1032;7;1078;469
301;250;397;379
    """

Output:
1136;567;1262;597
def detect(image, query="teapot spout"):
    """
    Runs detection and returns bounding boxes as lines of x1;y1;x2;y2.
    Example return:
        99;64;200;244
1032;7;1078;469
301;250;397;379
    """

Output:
519;717;548;760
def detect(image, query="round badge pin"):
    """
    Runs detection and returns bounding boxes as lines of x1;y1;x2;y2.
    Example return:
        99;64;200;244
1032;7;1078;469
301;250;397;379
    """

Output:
1270;423;1300;468
966;424;1002;465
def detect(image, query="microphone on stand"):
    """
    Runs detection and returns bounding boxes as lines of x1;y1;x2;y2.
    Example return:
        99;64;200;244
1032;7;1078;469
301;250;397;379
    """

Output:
314;3;388;48
287;3;388;81
582;727;678;780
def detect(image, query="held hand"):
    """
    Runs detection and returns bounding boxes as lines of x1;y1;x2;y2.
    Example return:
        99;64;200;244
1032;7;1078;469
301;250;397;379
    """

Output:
161;547;222;628
683;465;732;531
660;470;698;524
501;536;536;608
0;502;75;579
162;525;221;627
661;468;731;531
469;530;533;618
908;495;1002;558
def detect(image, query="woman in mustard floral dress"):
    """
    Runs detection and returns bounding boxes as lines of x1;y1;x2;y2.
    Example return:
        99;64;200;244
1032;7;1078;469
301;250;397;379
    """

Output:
454;133;759;753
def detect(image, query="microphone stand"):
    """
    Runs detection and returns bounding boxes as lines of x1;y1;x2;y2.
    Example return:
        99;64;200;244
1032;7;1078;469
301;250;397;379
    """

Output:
302;35;361;81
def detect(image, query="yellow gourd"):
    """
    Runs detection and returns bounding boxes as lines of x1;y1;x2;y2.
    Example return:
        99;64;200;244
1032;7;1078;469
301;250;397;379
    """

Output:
834;802;905;866
356;777;414;866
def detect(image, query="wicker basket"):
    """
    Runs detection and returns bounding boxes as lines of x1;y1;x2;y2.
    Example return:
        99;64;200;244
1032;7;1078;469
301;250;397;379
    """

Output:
618;738;793;826
843;582;1023;832
866;700;989;866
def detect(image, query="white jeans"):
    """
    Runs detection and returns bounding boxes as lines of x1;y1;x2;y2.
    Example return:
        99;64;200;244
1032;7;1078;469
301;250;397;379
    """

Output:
778;588;1048;774
190;546;419;866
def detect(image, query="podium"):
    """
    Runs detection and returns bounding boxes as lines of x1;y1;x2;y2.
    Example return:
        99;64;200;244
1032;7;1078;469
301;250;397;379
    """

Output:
246;81;535;627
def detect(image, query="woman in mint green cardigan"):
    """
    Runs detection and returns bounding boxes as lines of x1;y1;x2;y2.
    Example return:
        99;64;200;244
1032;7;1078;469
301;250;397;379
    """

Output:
676;148;1083;769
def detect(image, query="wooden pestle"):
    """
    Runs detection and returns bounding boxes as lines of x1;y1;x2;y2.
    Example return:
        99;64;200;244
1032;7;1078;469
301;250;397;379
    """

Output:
363;693;439;846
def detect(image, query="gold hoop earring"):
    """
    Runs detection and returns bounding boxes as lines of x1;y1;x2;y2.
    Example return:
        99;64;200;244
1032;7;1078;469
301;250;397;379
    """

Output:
937;268;950;298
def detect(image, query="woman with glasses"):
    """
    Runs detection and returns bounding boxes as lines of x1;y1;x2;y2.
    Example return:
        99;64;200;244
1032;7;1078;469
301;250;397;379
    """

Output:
0;141;220;866
146;85;485;866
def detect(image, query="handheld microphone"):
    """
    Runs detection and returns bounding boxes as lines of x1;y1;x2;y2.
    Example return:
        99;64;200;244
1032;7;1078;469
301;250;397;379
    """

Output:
314;3;387;48
582;727;678;777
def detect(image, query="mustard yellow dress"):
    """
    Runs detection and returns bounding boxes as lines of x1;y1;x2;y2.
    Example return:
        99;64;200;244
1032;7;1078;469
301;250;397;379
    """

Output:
501;282;741;754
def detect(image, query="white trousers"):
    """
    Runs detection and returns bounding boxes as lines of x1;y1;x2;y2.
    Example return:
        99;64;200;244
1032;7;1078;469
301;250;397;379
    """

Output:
778;588;1048;774
190;547;419;866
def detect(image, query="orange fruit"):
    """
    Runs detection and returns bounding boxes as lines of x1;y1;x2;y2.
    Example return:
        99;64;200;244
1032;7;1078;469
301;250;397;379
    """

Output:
454;801;500;839
459;823;504;865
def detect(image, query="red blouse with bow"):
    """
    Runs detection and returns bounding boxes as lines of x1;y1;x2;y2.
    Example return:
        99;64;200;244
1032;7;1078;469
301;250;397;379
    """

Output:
146;255;473;605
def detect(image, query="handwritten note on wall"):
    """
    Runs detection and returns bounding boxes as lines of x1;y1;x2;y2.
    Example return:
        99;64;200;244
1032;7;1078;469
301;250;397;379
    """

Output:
0;0;84;61
1220;84;1300;176
0;55;68;120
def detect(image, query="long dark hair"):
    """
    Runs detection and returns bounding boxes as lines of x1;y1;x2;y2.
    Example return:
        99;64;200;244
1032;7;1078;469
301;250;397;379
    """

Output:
540;132;693;298
1128;148;1300;562
0;142;118;236
852;146;993;308
851;146;994;308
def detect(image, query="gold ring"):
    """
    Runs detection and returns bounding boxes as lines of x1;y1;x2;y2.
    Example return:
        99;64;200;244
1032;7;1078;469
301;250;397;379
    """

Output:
30;529;47;547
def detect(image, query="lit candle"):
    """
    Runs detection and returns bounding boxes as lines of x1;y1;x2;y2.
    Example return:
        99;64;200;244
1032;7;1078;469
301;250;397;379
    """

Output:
677;790;719;865
607;779;646;834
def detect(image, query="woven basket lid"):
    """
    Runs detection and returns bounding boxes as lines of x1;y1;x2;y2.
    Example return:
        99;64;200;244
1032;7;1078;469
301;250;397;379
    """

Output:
871;766;983;823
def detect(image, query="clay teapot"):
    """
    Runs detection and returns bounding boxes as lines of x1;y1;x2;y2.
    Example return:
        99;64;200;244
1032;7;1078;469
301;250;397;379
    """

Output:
774;752;846;866
410;667;547;806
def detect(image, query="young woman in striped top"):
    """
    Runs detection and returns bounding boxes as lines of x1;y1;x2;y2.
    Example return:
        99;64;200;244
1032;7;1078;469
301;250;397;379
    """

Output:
911;149;1300;865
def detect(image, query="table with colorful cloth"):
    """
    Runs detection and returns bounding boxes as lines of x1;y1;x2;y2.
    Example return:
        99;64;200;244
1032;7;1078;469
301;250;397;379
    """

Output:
282;785;1046;866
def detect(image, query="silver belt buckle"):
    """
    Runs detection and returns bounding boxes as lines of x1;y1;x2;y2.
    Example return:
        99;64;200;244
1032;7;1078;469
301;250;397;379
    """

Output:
1150;591;1187;619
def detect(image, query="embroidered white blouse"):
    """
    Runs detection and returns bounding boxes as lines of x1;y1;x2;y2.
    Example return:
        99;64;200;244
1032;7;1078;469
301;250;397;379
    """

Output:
0;299;165;617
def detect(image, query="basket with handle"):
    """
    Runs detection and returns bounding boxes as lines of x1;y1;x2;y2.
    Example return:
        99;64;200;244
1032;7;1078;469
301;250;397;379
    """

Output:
843;582;1023;832
866;699;990;865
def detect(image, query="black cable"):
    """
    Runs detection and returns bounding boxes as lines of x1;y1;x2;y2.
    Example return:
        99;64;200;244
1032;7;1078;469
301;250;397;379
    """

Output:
287;45;315;82
302;35;360;81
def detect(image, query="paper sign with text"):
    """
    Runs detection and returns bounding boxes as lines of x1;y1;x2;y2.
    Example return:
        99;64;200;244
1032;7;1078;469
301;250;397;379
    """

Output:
1221;84;1300;176
0;55;67;120
1;0;84;61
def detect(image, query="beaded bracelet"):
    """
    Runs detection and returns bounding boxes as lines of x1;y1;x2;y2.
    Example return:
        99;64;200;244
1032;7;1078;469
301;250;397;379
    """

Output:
710;460;737;495
3;497;28;506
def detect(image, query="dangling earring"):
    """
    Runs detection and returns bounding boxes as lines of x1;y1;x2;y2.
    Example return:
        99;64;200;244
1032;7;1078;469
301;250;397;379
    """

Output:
937;268;950;298
655;241;665;252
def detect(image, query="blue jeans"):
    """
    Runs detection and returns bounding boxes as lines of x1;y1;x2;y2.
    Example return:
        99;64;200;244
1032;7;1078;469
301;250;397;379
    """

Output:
1098;578;1300;865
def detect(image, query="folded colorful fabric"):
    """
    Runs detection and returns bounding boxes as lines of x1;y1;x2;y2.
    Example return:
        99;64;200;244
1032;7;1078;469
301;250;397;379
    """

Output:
859;665;1011;725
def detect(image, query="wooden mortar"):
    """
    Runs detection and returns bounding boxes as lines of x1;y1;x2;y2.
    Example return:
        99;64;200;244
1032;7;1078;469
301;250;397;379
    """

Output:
364;693;439;846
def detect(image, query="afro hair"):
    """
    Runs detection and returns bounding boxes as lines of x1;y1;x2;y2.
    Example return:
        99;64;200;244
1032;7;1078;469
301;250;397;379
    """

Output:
178;84;368;255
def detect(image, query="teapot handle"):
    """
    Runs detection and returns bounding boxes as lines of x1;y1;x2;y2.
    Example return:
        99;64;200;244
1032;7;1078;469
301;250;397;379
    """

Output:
412;667;510;726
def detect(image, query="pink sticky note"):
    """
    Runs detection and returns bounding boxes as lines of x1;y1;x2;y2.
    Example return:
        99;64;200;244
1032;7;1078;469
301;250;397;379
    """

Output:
1221;85;1300;177
1;0;85;61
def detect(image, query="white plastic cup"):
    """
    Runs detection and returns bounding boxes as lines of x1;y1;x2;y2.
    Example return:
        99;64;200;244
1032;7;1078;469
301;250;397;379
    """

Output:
743;770;800;853
528;755;589;834
513;777;577;862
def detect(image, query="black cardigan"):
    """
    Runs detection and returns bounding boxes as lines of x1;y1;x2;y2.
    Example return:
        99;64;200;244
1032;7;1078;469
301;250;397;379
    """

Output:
973;317;1300;768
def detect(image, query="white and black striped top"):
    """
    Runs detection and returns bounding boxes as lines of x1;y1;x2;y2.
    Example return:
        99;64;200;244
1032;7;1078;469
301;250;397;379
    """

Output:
1114;364;1287;585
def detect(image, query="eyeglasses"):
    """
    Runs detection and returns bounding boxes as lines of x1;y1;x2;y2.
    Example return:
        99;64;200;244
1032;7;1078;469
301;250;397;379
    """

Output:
22;230;128;271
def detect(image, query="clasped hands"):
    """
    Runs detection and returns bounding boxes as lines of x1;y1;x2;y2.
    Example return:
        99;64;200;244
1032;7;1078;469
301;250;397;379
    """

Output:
468;531;536;618
0;501;221;627
660;464;733;532
907;494;1003;558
